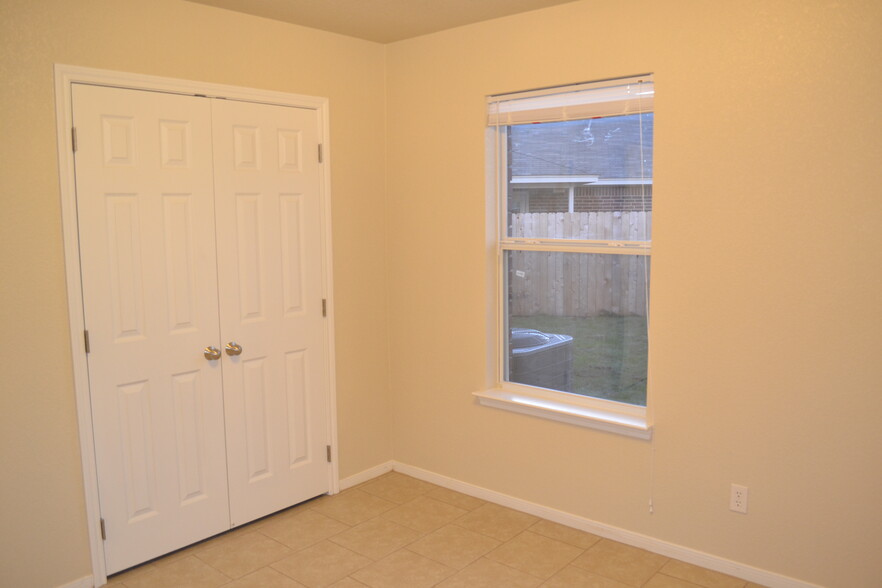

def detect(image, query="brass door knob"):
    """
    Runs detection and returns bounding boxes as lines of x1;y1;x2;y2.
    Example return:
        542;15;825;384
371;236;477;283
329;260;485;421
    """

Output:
225;342;243;356
203;346;221;360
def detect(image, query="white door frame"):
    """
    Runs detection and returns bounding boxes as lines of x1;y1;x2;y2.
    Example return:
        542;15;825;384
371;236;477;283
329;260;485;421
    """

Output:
54;64;340;585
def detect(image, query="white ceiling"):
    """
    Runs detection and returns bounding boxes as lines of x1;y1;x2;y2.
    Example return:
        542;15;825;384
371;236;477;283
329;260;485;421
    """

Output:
185;0;579;43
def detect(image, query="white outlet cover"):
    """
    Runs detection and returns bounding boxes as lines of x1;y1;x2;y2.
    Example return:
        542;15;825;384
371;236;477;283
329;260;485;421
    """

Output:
730;484;749;513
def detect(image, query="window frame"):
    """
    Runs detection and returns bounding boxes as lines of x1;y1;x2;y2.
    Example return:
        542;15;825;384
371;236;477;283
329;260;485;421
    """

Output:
475;76;654;440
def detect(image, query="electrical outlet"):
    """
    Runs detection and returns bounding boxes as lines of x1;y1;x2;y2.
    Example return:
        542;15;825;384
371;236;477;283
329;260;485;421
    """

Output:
730;484;749;514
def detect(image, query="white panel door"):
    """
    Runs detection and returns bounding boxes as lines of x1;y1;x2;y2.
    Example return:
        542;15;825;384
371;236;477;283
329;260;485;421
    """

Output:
211;99;330;526
72;84;230;574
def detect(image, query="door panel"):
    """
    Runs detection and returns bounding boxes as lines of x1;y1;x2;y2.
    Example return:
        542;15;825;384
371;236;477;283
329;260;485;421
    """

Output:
211;99;329;526
73;84;230;574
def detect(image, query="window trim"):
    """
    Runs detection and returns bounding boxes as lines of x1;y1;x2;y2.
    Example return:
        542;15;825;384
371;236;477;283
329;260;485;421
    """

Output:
474;387;651;440
476;78;653;440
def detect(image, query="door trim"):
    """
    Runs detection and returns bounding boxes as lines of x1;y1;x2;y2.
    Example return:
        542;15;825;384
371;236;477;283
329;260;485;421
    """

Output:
54;64;339;585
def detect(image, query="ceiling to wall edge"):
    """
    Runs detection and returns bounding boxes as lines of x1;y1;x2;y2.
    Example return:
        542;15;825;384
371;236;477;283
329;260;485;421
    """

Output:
183;0;581;43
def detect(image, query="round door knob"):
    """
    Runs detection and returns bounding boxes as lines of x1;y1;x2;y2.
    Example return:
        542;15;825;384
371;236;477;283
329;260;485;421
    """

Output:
203;346;221;360
225;342;243;356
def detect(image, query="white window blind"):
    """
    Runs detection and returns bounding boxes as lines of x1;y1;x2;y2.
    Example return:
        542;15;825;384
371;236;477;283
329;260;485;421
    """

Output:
487;74;653;126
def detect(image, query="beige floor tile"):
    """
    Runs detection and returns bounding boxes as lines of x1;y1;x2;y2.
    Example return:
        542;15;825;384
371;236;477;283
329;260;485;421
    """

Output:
351;549;455;588
223;566;308;588
302;492;337;510
436;557;543;588
260;508;351;550
530;519;602;550
572;539;668;587
486;530;584;579
106;562;158;586
541;565;633;587
381;495;468;533
329;578;370;587
119;555;231;588
643;574;704;588
194;529;291;578
426;486;487;511
239;503;308;532
329;517;422;560
659;560;747;588
406;524;502;569
150;541;213;568
453;502;539;541
311;489;398;526
145;527;247;570
162;525;255;566
358;472;438;504
271;541;372;587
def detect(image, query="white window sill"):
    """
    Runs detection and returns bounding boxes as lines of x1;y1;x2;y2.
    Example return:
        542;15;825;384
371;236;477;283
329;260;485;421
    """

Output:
473;388;652;440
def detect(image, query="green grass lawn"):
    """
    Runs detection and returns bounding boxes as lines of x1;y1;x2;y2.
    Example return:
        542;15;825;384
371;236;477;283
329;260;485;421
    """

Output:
509;314;648;406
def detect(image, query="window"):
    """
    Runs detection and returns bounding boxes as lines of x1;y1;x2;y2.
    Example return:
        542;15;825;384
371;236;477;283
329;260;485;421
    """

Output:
476;75;654;438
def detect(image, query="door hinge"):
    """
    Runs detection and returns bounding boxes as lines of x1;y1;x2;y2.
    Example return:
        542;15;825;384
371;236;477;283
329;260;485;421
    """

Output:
71;127;78;153
84;329;90;353
322;299;327;317
326;445;332;463
99;518;106;540
318;143;323;163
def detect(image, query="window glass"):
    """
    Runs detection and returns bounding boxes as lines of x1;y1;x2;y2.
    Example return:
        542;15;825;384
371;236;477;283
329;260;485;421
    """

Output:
505;251;650;406
507;114;652;236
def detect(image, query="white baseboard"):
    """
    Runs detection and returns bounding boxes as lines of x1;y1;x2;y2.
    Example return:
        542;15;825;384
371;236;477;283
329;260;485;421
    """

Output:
391;462;822;588
339;460;395;490
56;576;93;588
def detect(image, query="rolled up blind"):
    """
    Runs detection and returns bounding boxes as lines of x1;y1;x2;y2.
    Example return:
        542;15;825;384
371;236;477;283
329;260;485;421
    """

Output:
488;74;653;126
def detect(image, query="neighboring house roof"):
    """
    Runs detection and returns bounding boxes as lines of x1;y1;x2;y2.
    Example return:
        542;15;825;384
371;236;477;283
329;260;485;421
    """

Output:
510;114;653;183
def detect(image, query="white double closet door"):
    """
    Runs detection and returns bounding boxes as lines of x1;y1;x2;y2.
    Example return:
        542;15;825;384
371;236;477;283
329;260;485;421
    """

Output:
72;83;331;574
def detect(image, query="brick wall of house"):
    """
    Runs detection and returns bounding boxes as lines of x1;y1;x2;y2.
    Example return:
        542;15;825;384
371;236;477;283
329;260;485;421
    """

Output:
524;191;569;212
514;185;653;213
575;185;652;212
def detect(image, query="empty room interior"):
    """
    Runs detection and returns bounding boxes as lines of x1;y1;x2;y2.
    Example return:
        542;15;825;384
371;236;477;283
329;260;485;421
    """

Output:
1;1;880;587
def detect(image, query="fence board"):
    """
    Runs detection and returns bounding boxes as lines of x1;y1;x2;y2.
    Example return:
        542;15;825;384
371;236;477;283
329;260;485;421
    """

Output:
509;212;651;317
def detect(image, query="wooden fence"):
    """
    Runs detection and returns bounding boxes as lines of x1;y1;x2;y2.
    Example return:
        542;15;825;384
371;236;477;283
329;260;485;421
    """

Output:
508;212;651;317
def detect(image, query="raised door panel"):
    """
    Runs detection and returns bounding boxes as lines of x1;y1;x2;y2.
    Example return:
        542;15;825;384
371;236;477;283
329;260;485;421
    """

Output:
73;84;230;574
212;98;329;526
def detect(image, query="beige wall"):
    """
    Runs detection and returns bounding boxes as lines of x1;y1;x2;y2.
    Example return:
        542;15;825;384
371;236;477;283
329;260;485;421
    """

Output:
0;1;390;587
385;1;882;587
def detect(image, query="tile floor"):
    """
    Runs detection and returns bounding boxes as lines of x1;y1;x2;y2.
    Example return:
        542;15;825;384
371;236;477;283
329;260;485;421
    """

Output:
106;472;767;588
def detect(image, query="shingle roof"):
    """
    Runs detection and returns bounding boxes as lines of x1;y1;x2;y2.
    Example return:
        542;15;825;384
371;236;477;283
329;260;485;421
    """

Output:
510;113;653;180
